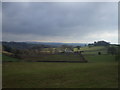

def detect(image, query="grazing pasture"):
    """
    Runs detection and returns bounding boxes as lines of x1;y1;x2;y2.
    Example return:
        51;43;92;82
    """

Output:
2;54;118;88
80;46;108;55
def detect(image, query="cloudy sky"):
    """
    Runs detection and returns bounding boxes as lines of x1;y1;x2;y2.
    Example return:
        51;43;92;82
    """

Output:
2;2;118;44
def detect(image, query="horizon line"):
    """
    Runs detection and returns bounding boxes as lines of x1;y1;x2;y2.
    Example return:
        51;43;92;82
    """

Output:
1;40;119;44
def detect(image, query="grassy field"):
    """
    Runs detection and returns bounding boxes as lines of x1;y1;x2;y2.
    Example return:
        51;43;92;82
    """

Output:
2;54;85;62
80;46;106;51
20;54;86;62
80;46;108;55
2;46;109;62
2;54;118;88
2;54;20;62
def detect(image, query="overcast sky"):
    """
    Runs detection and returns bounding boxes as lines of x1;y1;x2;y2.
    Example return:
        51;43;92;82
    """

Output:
2;2;118;44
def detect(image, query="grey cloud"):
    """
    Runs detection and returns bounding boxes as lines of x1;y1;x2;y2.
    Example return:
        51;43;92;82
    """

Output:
2;2;118;43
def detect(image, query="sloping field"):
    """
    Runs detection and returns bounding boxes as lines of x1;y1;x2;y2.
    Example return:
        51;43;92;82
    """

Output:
80;46;106;51
80;46;107;55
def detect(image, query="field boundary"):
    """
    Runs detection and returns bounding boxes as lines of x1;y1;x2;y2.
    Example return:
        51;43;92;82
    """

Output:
35;60;88;63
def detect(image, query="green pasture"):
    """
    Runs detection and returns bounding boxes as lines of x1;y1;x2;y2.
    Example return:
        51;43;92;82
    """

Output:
80;46;106;51
2;53;115;62
18;54;84;62
80;46;108;55
2;54;118;88
2;45;118;88
2;54;20;62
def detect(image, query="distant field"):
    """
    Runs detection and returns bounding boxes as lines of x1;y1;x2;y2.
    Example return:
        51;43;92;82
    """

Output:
80;46;106;51
2;54;118;88
2;46;109;62
1;46;114;62
80;46;107;55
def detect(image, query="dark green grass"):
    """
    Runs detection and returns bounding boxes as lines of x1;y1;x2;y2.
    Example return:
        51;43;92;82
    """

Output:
82;50;107;55
2;54;20;62
2;54;84;62
80;46;106;51
2;55;118;88
85;55;116;62
21;54;83;61
80;46;108;55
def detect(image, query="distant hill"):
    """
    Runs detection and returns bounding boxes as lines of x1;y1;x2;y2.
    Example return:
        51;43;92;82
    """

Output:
26;42;87;47
2;41;87;50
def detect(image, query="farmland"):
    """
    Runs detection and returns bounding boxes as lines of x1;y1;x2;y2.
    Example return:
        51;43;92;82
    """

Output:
2;2;118;88
2;42;119;88
2;46;110;62
2;55;118;88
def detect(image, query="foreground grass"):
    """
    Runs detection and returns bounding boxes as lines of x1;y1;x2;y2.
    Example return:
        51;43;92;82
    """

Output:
2;55;118;88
